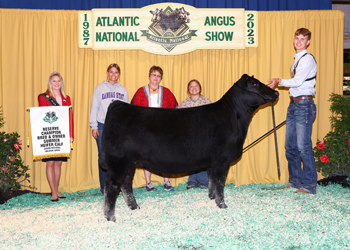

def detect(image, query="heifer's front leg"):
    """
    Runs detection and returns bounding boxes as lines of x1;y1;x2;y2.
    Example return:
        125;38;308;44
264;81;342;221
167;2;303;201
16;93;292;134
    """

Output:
211;166;229;209
207;167;215;200
103;170;122;222
121;164;140;210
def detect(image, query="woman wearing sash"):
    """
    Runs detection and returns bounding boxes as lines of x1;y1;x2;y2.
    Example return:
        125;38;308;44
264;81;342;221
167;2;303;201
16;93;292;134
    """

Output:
38;71;74;201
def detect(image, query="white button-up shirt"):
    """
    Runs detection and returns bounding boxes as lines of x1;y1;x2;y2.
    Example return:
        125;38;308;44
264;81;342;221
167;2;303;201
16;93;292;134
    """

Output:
279;49;317;97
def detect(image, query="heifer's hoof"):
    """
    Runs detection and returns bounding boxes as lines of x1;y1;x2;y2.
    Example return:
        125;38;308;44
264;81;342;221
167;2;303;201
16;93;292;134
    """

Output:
106;215;116;222
217;203;228;209
129;205;140;210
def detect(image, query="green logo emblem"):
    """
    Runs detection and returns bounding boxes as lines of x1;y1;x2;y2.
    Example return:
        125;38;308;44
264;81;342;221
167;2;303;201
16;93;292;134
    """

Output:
43;111;59;124
141;6;197;52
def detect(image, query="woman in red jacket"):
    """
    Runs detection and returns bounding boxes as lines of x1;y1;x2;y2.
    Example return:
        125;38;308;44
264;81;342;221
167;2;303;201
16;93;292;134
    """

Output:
38;71;74;202
130;66;178;192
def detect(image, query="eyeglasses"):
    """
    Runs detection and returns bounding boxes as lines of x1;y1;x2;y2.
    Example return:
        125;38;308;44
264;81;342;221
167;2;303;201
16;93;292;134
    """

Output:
150;73;161;78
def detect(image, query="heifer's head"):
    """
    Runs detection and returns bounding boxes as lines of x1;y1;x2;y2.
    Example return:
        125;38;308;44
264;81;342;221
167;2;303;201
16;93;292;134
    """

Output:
235;74;279;107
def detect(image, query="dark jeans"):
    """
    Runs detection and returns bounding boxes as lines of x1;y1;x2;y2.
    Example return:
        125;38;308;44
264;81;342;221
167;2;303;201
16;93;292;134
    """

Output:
285;99;317;194
96;122;107;194
188;169;209;187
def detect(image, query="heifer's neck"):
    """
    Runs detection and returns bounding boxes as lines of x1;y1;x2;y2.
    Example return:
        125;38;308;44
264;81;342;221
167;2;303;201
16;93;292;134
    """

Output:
221;86;257;132
225;86;256;109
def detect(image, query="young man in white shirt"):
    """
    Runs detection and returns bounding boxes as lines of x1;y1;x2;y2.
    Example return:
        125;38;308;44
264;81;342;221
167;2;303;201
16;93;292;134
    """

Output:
268;28;317;194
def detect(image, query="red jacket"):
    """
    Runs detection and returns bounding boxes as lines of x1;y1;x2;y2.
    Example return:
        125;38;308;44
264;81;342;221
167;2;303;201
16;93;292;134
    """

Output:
131;86;178;108
38;91;74;139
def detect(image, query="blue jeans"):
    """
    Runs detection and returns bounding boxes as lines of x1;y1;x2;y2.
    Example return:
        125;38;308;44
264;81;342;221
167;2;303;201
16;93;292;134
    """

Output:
285;99;317;194
188;169;209;187
96;122;106;194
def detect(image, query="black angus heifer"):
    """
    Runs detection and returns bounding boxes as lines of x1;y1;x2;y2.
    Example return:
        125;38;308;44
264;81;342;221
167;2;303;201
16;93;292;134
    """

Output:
101;74;279;222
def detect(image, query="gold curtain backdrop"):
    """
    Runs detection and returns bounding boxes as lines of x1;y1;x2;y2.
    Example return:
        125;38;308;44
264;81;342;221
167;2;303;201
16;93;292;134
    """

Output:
0;9;344;193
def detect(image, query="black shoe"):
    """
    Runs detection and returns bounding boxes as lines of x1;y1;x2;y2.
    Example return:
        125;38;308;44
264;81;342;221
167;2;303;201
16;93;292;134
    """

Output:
186;184;198;190
58;196;66;199
146;183;157;192
164;181;174;191
51;198;59;202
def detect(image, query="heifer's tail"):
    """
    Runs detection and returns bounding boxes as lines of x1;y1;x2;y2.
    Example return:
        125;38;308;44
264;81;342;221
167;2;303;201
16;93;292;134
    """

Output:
99;132;108;170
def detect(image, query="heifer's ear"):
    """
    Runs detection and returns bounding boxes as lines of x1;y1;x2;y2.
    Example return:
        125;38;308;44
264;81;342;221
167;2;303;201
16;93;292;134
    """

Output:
241;74;249;80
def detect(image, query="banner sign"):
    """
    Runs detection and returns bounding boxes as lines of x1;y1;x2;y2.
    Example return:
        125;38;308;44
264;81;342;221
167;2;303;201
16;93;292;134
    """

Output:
79;3;258;55
30;107;71;161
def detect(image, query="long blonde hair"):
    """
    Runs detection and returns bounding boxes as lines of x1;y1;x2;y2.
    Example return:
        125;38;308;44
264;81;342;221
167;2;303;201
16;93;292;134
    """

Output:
47;71;66;98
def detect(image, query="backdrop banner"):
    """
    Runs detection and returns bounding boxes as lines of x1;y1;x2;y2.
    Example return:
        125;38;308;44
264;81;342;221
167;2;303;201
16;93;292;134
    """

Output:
0;8;343;192
29;106;71;160
79;3;258;54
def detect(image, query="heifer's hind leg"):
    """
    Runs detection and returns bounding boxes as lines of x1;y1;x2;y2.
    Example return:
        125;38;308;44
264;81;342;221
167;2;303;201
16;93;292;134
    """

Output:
121;164;139;210
210;165;229;209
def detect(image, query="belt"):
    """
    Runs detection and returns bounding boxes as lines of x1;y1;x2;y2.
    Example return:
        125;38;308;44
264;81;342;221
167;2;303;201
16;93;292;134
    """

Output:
290;95;313;103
